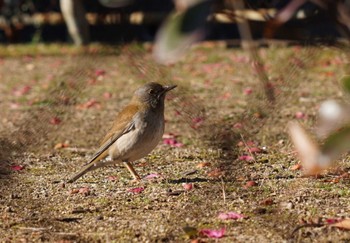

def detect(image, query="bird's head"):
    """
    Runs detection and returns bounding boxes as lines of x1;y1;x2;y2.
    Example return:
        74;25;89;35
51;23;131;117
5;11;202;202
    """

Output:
133;82;177;109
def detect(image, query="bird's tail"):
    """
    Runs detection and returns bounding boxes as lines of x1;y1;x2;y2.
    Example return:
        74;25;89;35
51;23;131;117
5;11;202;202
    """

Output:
67;151;108;183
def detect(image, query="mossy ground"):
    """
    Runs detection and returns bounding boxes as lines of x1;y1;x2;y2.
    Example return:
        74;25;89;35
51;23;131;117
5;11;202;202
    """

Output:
0;42;350;242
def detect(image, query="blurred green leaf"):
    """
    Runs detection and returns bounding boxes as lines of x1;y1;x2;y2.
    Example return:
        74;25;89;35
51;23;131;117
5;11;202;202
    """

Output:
99;0;133;7
153;0;212;64
341;75;350;94
322;125;350;160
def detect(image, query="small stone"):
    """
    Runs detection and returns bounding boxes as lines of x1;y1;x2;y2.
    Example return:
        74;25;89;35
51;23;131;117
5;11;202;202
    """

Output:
281;201;294;210
4;206;13;213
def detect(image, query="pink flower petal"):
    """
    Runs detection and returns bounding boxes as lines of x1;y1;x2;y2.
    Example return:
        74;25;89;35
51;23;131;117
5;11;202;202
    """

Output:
9;102;21;109
163;138;184;147
174;110;181;116
78;187;90;195
243;88;253;95
220;92;231;99
128;187;144;194
85;99;99;108
107;176;117;181
191;117;204;129
70;187;90;195
199;228;225;238
247;147;262;153
144;173;161;179
163;133;176;139
13;85;31;96
182;183;193;191
95;69;106;76
49;117;61;125
76;99;101;110
10;165;24;171
295;111;305;119
246;141;256;146
233;123;243;129
326;218;341;224
103;92;112;99
239;155;254;161
218;212;245;220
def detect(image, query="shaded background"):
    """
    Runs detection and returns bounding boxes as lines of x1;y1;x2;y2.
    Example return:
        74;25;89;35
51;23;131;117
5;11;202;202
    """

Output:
0;0;342;44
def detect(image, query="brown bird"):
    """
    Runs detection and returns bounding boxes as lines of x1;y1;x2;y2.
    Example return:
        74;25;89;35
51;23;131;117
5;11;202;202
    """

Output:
67;82;176;183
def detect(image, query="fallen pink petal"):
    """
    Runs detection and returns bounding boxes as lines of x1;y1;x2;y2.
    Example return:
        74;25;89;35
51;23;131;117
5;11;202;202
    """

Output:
220;92;231;99
218;212;245;220
13;85;31;96
244;87;253;95
78;187;90;195
199;228;225;239
326;218;341;224
49;117;61;125
107;176;118;181
239;155;254;161
95;69;106;76
163;133;176;139
174;110;181;116
128;187;145;194
191;117;204;129
9;102;21;109
295;111;306;119
163;138;184;147
182;183;193;191
247;147;262;153
76;99;101;109
144;173;161;179
103;92;112;99
85;99;100;108
233;123;243;129
10;165;24;171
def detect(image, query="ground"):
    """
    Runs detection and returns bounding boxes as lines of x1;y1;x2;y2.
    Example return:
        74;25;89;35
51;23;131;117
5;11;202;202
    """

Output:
0;42;350;242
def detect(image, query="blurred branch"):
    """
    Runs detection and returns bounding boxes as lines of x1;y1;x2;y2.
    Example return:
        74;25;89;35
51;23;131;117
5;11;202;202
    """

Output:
230;0;275;103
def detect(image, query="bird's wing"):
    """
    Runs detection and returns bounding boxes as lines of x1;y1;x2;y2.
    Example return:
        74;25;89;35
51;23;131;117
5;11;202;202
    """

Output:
83;121;135;166
86;103;141;165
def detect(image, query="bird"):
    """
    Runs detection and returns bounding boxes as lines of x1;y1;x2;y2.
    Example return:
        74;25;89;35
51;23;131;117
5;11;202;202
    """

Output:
67;82;176;183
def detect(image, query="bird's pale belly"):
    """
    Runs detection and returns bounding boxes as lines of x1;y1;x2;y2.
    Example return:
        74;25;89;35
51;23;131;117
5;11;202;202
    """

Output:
109;118;164;162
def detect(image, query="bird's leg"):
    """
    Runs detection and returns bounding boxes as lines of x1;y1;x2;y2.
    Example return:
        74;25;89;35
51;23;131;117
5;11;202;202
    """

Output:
123;161;141;180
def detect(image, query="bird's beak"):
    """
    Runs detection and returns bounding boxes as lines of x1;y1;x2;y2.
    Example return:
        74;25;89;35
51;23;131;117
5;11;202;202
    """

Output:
163;84;177;93
158;84;177;99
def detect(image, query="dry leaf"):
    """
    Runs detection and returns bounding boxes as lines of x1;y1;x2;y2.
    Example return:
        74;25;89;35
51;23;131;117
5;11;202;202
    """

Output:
54;143;69;150
196;162;211;168
290;163;302;171
207;168;223;178
244;181;257;188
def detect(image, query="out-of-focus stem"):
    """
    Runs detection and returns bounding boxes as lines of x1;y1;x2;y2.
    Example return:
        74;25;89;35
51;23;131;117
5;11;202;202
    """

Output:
231;0;275;103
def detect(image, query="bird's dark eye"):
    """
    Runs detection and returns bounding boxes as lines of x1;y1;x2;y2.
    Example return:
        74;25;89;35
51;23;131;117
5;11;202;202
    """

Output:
148;89;156;95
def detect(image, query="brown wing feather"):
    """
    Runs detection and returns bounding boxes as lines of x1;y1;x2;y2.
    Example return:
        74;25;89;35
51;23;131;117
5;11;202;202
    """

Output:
100;103;141;144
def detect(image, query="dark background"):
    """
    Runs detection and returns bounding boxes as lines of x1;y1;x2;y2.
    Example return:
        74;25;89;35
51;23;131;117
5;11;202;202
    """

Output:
0;0;341;44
